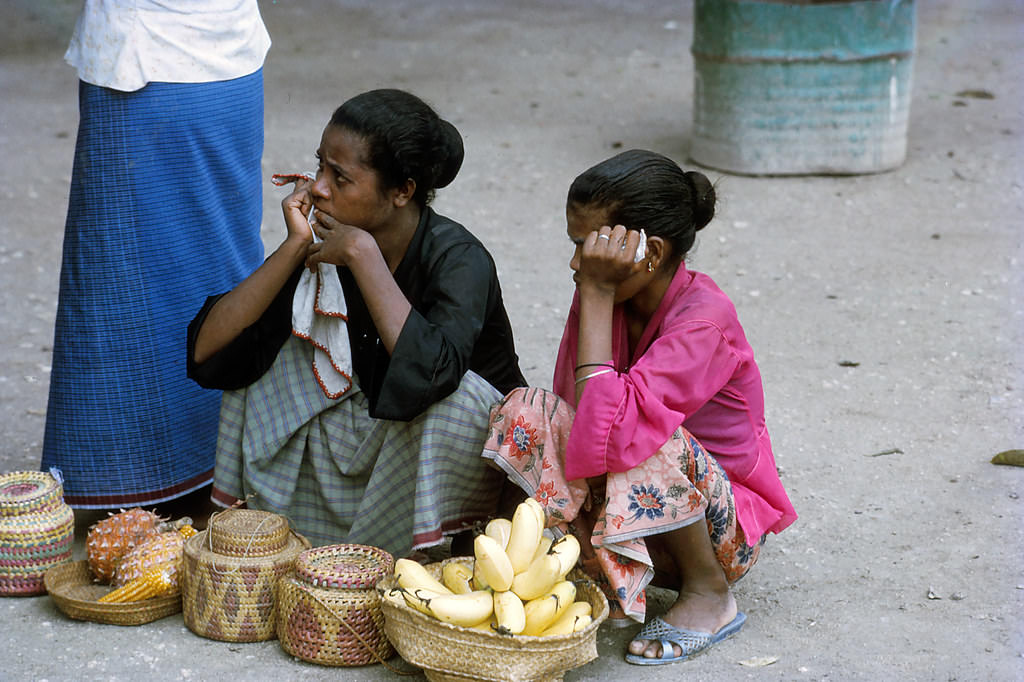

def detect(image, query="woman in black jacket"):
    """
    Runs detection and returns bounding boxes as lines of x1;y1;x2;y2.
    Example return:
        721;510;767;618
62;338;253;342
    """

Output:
188;89;525;556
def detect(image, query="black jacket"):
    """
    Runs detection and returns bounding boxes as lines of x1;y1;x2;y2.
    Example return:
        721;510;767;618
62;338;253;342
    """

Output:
187;207;526;420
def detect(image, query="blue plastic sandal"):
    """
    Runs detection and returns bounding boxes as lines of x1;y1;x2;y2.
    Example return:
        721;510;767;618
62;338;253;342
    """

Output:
624;611;747;666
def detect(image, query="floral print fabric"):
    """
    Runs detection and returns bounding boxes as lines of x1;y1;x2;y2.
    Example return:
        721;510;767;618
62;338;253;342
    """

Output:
482;387;763;623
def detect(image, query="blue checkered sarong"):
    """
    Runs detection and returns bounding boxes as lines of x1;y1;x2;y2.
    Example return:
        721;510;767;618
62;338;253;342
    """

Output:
212;336;504;558
42;73;265;507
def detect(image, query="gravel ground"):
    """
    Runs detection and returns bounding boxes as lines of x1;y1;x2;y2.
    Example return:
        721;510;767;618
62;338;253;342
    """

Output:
1;1;1021;680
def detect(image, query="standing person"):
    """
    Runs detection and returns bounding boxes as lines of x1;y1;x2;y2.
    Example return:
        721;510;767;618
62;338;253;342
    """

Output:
42;1;271;508
187;89;526;557
482;149;797;665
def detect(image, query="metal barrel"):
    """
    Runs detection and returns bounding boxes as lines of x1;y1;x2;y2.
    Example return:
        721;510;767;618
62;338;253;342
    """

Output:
690;0;917;175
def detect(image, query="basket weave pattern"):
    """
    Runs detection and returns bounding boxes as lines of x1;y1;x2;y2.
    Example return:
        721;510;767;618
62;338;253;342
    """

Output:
380;558;609;682
181;510;308;642
45;560;181;625
208;509;289;557
0;471;74;596
277;544;395;667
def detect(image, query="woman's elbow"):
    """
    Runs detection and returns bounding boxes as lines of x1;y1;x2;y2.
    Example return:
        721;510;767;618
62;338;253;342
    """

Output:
191;328;216;366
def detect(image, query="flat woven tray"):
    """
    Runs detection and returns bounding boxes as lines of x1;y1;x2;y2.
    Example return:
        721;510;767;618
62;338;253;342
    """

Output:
380;558;608;682
44;560;181;626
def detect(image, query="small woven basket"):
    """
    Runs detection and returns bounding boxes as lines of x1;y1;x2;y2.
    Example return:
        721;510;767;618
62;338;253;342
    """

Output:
44;560;181;625
380;558;609;682
0;471;74;596
208;509;290;557
181;509;309;642
277;544;395;666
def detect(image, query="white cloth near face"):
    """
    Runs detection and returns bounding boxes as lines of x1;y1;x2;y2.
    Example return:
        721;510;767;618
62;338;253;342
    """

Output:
290;205;354;400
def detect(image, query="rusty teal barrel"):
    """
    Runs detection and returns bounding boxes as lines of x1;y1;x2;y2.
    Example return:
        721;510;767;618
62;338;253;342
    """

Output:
690;0;917;175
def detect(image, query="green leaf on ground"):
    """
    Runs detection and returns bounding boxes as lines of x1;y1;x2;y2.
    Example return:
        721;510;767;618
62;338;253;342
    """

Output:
865;448;903;457
991;449;1024;467
955;89;995;99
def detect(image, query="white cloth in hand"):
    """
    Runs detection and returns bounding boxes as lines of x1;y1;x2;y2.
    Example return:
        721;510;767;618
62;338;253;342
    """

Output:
291;208;353;399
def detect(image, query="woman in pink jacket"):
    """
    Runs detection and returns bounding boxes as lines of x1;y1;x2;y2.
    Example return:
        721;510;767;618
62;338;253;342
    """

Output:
482;149;796;665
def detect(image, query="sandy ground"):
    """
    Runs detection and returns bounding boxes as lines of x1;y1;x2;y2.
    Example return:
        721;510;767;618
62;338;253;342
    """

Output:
1;1;1022;680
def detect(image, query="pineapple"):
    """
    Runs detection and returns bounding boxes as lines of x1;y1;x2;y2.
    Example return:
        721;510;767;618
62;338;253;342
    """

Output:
86;508;162;583
113;529;185;588
100;524;196;603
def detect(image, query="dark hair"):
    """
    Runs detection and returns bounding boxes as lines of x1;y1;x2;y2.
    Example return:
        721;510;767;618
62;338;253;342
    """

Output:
567;149;715;262
329;89;464;207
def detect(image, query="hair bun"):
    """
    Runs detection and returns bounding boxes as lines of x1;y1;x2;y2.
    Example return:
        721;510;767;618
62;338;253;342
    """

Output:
684;171;715;231
435;119;464;188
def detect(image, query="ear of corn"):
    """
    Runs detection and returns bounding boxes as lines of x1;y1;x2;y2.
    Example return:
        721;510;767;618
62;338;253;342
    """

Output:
178;524;197;540
97;568;172;603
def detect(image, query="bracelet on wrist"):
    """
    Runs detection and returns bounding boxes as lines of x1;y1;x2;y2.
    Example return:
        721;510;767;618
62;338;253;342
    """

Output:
574;368;616;384
574;362;616;372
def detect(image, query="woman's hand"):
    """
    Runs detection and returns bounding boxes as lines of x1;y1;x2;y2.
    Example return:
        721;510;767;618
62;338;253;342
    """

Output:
572;225;642;402
281;177;316;245
307;208;411;354
576;224;645;293
194;178;315;365
304;209;376;270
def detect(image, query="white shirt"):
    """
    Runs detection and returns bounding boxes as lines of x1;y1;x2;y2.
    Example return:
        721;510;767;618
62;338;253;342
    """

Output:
65;0;271;92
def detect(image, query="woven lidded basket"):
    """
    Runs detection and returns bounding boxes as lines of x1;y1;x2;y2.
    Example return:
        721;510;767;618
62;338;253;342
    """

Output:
208;509;290;557
277;544;395;666
380;558;609;682
182;509;308;642
0;470;75;596
44;560;181;625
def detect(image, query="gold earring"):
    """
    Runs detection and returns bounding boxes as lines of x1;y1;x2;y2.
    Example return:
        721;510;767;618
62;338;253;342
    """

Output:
647;261;654;273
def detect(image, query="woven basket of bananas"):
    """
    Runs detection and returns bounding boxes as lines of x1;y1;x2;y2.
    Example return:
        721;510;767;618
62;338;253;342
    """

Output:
380;559;608;682
277;544;395;667
377;499;608;682
0;470;74;596
181;510;309;642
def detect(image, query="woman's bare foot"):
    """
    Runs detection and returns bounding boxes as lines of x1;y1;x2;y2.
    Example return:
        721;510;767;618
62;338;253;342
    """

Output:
628;520;736;660
627;587;737;659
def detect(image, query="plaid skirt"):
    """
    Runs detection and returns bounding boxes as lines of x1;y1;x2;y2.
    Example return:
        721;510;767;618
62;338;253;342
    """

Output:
211;335;504;558
482;387;763;623
42;73;265;507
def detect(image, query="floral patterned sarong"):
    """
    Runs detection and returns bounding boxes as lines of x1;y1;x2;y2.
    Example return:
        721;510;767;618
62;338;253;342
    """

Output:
481;387;762;623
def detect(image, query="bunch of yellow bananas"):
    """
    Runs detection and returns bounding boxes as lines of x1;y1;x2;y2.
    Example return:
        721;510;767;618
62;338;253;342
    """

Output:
386;499;590;637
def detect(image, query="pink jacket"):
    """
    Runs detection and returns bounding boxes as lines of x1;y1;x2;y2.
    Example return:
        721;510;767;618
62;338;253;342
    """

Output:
553;264;797;542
